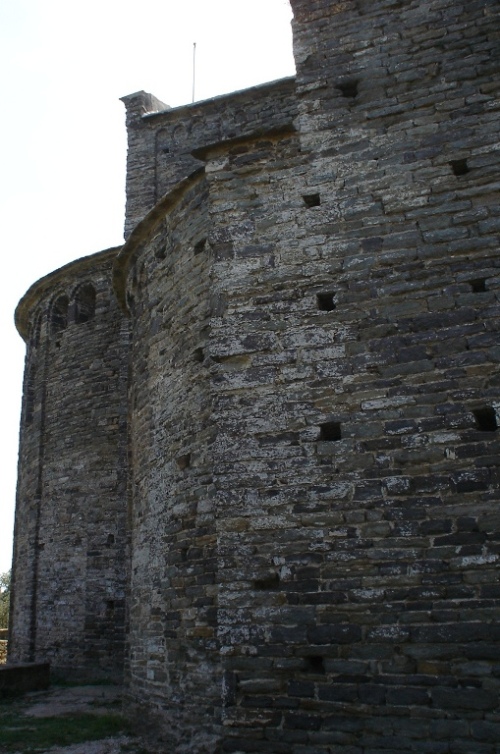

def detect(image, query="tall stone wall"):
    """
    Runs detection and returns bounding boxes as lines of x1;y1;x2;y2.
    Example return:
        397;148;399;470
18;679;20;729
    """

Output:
9;0;500;750
117;176;220;750
115;0;500;750
10;250;129;679
274;0;500;746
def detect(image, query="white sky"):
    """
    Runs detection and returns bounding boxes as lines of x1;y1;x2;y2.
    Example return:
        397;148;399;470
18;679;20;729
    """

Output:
0;0;295;574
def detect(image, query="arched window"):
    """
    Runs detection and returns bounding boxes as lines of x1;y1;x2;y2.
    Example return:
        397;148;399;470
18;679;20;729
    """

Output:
31;311;43;348
50;294;69;336
74;283;96;324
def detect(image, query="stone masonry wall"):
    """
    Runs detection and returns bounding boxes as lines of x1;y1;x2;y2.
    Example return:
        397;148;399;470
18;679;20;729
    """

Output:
10;0;500;750
205;127;500;751
120;176;220;750
210;0;500;750
11;250;129;679
121;78;297;238
116;0;500;750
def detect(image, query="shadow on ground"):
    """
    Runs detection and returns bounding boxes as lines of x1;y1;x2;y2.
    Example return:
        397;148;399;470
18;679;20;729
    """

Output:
0;684;160;753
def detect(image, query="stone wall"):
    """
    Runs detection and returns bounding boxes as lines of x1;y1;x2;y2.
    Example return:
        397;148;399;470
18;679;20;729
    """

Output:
115;0;500;750
274;1;500;745
121;77;297;238
11;250;129;680
118;175;220;750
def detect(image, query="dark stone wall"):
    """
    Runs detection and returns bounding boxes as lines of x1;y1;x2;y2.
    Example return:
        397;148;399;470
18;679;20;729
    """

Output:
121;177;220;750
216;1;500;749
10;0;500;750
10;251;129;680
116;0;500;750
121;78;298;239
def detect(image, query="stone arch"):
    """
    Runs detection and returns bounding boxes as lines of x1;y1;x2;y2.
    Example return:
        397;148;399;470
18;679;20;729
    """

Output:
30;310;43;348
50;293;69;336
73;282;96;324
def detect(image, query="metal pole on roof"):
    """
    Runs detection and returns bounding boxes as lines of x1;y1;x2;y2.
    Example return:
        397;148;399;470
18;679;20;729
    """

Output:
192;42;196;103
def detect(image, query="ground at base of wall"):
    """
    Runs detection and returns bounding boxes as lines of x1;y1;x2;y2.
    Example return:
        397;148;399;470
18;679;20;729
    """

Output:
0;683;164;753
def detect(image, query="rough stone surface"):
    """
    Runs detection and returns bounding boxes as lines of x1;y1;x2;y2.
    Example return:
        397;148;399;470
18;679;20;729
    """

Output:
11;251;129;681
10;0;500;752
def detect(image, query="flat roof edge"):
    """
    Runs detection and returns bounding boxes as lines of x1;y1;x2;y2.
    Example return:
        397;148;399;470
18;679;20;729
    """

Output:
141;76;297;120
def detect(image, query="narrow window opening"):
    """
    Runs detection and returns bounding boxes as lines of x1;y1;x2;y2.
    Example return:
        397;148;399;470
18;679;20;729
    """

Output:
74;283;96;324
105;600;115;616
193;347;204;363
305;656;325;674
303;193;321;208
50;294;69;336
25;364;36;425
194;238;207;255
317;292;336;311
320;421;342;442
473;406;498;432
106;534;115;546
469;278;486;293
450;158;469;177
338;80;359;99
254;573;280;590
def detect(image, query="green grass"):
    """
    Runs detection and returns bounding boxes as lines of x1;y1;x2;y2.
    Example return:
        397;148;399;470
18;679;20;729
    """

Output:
0;707;131;752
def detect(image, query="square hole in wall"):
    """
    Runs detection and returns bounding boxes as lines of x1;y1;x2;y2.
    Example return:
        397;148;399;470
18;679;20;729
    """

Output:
450;158;469;176
194;238;207;255
338;80;359;98
303;193;321;208
469;278;486;293
176;453;191;470
473;406;498;432
253;573;280;590
193;347;204;363
317;292;336;311
305;656;325;674
319;421;342;441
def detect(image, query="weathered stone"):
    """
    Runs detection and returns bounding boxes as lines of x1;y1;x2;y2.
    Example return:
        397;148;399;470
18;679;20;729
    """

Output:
9;0;500;751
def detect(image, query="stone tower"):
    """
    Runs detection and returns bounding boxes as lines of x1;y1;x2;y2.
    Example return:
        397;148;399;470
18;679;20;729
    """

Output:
10;250;129;679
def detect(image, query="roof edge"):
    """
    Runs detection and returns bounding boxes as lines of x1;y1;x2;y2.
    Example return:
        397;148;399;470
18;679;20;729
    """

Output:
15;246;123;342
113;168;205;314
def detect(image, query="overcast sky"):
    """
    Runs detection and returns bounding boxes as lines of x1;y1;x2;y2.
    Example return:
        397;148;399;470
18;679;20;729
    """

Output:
0;0;295;574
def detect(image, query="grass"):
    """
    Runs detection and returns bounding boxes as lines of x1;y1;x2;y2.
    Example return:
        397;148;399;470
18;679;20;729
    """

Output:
0;695;132;753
